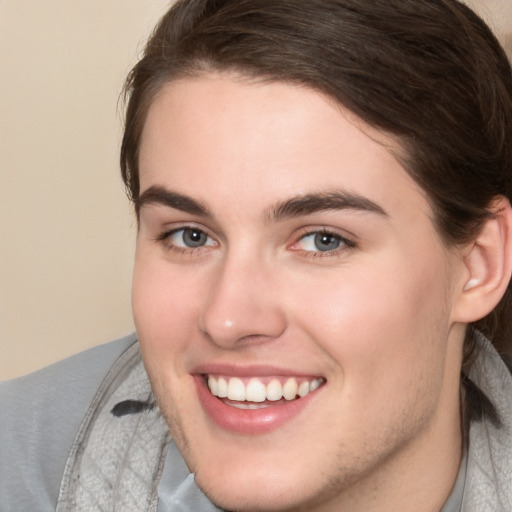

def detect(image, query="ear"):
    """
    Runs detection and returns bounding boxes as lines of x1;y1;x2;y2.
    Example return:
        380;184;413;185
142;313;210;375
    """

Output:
452;196;512;323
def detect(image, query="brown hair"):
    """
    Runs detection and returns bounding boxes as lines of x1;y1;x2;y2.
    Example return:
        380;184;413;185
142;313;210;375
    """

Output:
121;0;512;369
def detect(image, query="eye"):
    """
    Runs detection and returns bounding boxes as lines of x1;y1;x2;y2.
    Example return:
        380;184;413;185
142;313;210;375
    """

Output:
292;230;355;254
164;227;216;249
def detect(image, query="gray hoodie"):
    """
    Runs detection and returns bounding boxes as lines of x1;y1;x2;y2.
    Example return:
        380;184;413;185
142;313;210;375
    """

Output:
1;333;510;511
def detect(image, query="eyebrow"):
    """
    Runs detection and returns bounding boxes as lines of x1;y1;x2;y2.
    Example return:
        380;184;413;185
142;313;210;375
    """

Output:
268;190;388;221
135;185;212;218
136;185;388;221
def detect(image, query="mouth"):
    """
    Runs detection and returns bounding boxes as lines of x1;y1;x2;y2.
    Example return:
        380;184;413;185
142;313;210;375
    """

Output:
196;373;326;434
206;375;325;407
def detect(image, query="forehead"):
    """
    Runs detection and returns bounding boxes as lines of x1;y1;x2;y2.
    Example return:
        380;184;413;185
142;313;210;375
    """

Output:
138;74;430;221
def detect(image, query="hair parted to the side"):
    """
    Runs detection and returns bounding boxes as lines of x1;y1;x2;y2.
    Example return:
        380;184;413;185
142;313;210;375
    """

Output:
121;0;512;369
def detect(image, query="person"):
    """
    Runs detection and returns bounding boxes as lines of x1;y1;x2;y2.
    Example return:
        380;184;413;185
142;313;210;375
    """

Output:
2;0;512;510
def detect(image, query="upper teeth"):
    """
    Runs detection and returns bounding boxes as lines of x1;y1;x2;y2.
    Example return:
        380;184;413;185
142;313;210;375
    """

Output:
207;375;324;402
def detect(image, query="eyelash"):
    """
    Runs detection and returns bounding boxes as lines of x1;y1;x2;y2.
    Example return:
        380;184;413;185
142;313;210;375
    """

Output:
290;228;356;258
156;226;356;258
156;226;216;255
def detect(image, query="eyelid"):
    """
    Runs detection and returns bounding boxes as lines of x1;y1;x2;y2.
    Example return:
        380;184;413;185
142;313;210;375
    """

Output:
156;223;218;253
289;227;356;255
154;222;356;257
156;221;211;239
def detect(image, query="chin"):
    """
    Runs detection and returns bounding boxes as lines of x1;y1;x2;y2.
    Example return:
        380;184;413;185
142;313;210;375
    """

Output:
195;472;312;512
189;450;342;512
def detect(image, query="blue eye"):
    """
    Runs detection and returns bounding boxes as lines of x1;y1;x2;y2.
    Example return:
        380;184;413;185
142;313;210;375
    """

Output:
168;228;215;248
296;231;351;253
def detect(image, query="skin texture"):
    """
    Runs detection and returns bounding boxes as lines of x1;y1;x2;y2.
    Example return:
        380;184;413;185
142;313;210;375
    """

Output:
133;74;469;511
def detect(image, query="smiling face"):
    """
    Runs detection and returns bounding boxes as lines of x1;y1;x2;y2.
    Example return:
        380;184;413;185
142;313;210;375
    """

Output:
133;74;467;511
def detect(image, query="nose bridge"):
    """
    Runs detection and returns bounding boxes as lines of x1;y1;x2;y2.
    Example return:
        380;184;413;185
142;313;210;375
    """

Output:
199;247;286;347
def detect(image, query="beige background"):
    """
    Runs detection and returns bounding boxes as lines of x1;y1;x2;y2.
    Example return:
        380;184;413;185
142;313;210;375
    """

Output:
1;0;511;380
0;0;171;379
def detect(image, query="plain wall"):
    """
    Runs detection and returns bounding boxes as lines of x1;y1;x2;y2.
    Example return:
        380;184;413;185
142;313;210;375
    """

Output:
1;0;511;380
0;0;171;379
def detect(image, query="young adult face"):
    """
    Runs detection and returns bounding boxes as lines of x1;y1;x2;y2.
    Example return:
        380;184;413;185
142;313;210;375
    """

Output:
133;74;468;511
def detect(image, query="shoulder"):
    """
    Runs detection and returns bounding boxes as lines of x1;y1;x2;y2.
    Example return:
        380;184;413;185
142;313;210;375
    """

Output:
464;335;512;510
0;333;138;512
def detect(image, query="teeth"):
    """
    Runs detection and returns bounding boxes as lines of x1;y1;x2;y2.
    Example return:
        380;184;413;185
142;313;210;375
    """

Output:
245;379;267;402
227;401;269;410
310;379;321;392
267;379;283;401
227;377;245;401
298;381;310;397
282;378;298;400
207;376;218;396
207;375;324;402
217;377;228;398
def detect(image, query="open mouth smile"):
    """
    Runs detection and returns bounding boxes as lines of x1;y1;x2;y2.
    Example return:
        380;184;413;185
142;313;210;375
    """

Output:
207;375;324;404
196;373;326;434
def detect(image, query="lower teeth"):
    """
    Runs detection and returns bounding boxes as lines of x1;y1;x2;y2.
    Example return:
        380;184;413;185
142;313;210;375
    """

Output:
227;402;270;410
223;398;289;409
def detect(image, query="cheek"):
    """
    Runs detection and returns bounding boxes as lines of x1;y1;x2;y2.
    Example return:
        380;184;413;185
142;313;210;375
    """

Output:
131;255;203;442
291;253;452;394
131;254;201;364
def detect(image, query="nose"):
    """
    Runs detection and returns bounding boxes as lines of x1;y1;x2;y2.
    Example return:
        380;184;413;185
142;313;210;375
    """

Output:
198;255;287;348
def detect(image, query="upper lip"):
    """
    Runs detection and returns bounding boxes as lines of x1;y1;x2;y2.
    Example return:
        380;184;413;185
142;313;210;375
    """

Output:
192;362;324;379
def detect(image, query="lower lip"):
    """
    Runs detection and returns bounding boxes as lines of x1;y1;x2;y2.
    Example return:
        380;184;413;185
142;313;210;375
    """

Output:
194;376;321;435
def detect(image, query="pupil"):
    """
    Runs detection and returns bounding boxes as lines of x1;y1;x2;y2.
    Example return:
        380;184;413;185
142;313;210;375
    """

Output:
183;229;206;247
314;233;340;251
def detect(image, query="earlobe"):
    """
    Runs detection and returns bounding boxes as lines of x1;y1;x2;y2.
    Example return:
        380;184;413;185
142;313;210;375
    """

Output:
453;196;512;323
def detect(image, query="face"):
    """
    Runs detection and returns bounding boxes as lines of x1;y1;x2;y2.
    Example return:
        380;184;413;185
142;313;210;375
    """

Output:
133;74;466;511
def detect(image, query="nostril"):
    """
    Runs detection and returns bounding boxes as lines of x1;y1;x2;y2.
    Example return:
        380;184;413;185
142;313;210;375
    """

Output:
198;273;287;347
